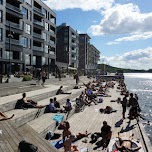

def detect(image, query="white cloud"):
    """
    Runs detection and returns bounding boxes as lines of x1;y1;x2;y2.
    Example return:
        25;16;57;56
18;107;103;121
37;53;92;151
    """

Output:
100;47;152;70
107;32;152;45
89;3;152;36
43;0;114;11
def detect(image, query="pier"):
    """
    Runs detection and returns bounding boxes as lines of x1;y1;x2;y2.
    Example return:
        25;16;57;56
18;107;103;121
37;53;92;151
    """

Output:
0;76;151;152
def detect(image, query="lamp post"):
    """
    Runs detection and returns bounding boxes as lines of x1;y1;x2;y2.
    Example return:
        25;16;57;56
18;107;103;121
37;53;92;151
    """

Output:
66;46;69;75
8;23;14;80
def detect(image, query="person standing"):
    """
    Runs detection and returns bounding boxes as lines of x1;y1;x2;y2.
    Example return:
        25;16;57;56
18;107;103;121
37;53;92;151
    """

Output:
41;70;46;86
74;72;79;85
36;68;41;85
57;66;61;81
121;94;128;119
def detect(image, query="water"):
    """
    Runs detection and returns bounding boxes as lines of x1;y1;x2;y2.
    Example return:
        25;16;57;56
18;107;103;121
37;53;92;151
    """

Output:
124;73;152;143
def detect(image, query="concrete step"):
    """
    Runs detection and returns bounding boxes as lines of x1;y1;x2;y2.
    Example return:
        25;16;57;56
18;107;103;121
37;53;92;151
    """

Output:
5;87;85;127
0;84;72;112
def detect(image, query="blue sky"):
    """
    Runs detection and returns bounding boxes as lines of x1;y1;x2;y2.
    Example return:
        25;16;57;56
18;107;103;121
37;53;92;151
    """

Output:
43;0;152;70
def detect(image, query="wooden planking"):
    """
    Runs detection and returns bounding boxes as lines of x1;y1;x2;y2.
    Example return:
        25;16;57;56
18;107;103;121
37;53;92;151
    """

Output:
52;83;152;152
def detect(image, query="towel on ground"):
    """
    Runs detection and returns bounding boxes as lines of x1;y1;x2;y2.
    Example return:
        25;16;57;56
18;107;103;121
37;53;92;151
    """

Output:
52;114;64;123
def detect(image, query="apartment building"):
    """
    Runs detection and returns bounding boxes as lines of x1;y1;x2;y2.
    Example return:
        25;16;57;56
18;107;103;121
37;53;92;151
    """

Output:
79;34;100;74
56;23;79;69
0;0;56;75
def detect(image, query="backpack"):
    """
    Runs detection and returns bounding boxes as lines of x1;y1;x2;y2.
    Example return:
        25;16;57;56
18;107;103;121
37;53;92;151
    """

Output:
18;140;38;152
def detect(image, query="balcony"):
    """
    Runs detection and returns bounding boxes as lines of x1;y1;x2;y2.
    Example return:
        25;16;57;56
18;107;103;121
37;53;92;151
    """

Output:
33;19;44;29
33;46;44;52
34;7;45;17
71;57;77;60
6;3;23;18
33;32;44;42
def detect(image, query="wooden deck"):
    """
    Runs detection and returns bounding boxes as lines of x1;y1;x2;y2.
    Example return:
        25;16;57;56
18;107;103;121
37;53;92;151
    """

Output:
0;120;58;152
52;83;152;152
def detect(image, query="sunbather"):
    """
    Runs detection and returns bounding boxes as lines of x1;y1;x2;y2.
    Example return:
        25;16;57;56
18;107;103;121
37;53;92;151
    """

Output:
56;86;72;95
0;112;14;121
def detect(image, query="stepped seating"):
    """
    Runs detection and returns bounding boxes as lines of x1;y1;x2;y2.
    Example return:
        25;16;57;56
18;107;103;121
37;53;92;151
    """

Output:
28;99;77;137
0;120;58;152
5;87;85;127
0;84;71;112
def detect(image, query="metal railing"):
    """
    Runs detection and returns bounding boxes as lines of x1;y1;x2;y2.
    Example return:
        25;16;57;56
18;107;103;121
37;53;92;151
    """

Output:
6;3;22;13
6;38;22;46
33;46;44;52
6;21;22;30
34;7;45;16
49;51;55;55
33;32;43;39
49;40;55;45
33;19;44;27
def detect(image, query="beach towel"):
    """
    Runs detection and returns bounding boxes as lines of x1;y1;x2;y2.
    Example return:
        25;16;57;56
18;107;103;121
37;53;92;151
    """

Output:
52;114;64;123
51;139;64;149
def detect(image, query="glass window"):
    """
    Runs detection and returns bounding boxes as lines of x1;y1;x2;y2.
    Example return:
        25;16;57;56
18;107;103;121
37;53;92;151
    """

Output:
43;32;47;41
0;28;2;41
33;56;36;65
25;0;32;5
43;8;47;18
21;37;28;47
25;24;31;34
21;21;24;30
0;48;2;58
45;45;48;53
0;0;3;5
22;7;28;19
0;10;2;22
45;22;49;31
25;54;30;65
42;57;46;65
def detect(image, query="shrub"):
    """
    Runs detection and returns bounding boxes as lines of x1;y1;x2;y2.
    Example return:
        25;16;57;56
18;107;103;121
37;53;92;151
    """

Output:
22;75;32;81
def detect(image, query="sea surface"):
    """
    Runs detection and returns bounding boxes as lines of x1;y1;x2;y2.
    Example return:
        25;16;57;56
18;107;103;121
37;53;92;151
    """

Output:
124;73;152;143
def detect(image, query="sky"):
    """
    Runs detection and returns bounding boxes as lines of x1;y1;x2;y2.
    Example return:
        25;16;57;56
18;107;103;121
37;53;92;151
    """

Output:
43;0;152;70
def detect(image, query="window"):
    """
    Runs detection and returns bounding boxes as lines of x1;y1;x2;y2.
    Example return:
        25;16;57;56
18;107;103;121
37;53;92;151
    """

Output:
0;10;2;22
33;56;36;65
0;48;2;58
21;37;28;47
21;21;24;30
45;45;48;53
25;0;32;5
45;22;49;31
43;8;47;18
25;24;31;34
22;7;28;19
0;0;3;5
42;57;46;65
25;54;30;65
0;28;2;41
43;32;47;41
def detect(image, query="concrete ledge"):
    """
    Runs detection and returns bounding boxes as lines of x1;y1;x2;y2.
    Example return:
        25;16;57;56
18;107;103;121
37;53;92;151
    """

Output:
5;87;85;127
0;85;72;112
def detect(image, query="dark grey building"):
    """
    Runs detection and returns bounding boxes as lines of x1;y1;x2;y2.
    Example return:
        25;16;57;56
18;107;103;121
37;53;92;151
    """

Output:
56;23;79;69
79;34;100;74
0;0;56;75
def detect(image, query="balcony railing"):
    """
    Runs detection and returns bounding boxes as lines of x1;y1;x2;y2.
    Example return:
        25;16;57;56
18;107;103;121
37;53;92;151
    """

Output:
6;21;22;30
33;19;44;27
49;40;55;45
49;51;55;55
33;32;44;39
6;38;22;46
34;7;45;16
6;3;22;14
71;57;77;60
71;49;77;53
33;46;44;52
50;30;55;34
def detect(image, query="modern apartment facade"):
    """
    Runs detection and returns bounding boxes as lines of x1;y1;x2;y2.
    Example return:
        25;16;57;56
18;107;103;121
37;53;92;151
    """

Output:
79;34;100;74
56;23;79;69
0;0;56;75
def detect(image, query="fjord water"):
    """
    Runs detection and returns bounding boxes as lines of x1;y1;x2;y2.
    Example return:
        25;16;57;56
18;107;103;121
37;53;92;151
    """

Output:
124;73;152;143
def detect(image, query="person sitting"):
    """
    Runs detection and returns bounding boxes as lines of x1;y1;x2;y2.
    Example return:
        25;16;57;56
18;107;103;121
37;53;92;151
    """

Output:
56;86;72;95
54;97;60;109
115;133;141;152
71;145;79;152
63;99;72;112
100;121;112;148
22;93;45;109
49;98;58;113
0;112;14;121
